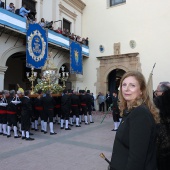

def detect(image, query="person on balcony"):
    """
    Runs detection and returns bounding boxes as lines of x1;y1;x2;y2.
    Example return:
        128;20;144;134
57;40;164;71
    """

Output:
39;18;46;28
6;3;15;13
19;4;30;19
0;0;4;8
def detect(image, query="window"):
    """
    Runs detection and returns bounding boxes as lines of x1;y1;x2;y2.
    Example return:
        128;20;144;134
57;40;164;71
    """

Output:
110;0;126;6
63;18;71;32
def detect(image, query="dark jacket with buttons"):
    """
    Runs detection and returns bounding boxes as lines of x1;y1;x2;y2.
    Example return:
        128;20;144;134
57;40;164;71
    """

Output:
110;104;157;170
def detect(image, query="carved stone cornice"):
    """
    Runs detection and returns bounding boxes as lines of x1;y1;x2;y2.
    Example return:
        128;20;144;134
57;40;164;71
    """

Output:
97;53;139;60
63;0;86;13
59;3;77;19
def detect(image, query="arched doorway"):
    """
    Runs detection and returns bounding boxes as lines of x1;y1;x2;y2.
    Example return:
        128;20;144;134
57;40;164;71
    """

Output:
108;69;125;94
4;52;41;91
96;52;141;95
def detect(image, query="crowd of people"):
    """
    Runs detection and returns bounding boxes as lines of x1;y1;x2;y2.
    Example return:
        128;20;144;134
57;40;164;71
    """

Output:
0;1;89;46
0;88;95;141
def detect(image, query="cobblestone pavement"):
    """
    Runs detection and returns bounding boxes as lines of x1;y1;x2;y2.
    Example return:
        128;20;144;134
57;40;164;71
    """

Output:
0;111;116;170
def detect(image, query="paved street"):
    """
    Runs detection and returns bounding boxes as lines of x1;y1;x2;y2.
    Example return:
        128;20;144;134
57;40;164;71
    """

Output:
0;112;115;170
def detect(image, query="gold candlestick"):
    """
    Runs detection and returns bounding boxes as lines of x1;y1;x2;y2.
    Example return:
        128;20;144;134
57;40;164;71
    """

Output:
26;67;37;94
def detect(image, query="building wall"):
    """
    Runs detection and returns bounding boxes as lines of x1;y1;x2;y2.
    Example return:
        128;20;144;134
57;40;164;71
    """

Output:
82;0;170;90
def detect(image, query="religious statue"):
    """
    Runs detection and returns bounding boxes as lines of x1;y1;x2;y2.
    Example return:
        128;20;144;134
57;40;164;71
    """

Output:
42;52;58;71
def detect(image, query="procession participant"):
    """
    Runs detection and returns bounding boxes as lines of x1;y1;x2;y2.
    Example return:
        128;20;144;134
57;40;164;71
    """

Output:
53;95;62;125
68;90;74;126
34;89;44;132
86;90;94;123
61;89;71;130
111;90;120;131
70;90;81;127
41;90;56;135
80;90;88;125
6;90;20;138
109;71;159;170
78;90;83;124
0;90;9;136
21;90;34;140
16;90;23;134
0;91;8;135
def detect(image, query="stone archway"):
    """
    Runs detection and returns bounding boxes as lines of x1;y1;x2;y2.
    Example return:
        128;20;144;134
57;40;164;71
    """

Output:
96;53;141;94
0;46;26;90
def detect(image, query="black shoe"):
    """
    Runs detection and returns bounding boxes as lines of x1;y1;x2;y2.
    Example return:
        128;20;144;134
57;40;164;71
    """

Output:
31;128;35;130
90;121;94;123
7;135;11;138
85;122;89;125
0;132;3;135
60;127;64;129
14;135;21;138
29;132;34;135
50;132;57;135
3;133;7;136
34;129;39;131
79;122;81;124
70;124;73;127
111;129;117;131
22;136;26;140
76;125;81;127
82;120;85;122
41;130;44;132
44;131;47;134
25;137;34;141
65;127;71;130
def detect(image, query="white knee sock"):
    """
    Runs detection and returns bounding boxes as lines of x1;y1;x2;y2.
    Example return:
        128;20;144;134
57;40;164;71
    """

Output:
49;122;54;133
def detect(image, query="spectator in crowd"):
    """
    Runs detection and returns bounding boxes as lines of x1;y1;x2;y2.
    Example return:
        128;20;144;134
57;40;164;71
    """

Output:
85;37;89;46
153;83;170;170
55;27;62;34
82;38;86;45
76;36;82;43
39;18;46;28
97;92;105;112
111;90;120;131
0;0;4;8
109;71;159;170
19;4;30;19
65;29;71;37
105;91;112;111
62;28;66;36
70;33;75;40
6;3;15;13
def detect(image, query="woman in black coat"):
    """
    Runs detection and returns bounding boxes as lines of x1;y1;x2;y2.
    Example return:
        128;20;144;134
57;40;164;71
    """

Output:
109;71;160;170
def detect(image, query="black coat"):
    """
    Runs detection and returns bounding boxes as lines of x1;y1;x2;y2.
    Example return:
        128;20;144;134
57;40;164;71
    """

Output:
41;95;56;110
110;105;157;170
61;94;71;113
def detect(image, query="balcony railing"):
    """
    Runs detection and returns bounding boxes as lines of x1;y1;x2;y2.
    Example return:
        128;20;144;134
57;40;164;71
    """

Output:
0;8;89;57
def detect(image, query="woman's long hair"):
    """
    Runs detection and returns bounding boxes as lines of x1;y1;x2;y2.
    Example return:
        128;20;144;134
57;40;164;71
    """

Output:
119;71;160;123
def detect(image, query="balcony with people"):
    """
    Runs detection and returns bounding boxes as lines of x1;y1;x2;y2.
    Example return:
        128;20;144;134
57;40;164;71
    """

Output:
0;4;89;57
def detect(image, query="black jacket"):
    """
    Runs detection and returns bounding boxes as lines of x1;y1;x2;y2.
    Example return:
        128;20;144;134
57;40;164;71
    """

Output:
110;105;157;170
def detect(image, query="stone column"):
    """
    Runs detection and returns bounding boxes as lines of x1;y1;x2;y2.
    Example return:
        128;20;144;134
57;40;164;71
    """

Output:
0;66;8;91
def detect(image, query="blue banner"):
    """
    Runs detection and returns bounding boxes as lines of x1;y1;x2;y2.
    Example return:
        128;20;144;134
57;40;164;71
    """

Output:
26;23;48;69
70;40;82;74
